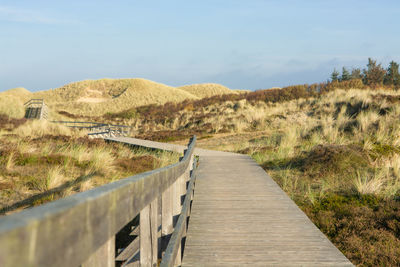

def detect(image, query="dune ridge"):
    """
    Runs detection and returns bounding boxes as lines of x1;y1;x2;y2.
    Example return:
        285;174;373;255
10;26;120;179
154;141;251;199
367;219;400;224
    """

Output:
0;78;236;117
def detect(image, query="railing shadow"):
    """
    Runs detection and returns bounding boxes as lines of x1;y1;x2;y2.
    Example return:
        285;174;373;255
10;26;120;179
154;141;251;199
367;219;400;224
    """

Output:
0;173;95;215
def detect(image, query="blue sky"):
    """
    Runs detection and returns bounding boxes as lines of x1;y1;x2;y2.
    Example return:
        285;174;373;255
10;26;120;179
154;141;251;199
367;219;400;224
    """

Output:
1;0;399;92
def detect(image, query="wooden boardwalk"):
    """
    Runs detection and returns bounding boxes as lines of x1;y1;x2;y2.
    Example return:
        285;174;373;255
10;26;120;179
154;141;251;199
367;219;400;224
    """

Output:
107;137;353;266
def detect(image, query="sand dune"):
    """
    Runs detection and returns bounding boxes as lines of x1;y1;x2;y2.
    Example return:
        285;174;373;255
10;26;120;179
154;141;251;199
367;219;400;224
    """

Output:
178;83;236;98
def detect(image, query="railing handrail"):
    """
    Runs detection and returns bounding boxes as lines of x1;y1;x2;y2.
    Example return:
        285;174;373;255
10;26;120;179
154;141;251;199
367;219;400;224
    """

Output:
51;121;132;128
24;99;45;106
0;136;196;267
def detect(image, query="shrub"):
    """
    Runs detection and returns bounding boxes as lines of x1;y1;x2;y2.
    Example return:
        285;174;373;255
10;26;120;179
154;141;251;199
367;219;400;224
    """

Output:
363;58;386;87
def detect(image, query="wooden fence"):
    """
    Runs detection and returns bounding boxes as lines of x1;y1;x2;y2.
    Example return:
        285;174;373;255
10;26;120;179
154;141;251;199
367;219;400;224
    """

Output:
0;136;197;267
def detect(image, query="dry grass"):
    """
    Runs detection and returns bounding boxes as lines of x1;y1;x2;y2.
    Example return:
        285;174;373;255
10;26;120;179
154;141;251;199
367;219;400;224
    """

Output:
178;83;236;98
0;87;32;118
11;120;87;138
42;166;64;191
353;171;385;195
89;146;115;175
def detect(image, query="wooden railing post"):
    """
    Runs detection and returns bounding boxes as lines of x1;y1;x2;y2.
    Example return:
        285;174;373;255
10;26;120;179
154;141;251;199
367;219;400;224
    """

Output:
140;198;158;267
189;156;194;173
159;157;198;267
172;175;180;265
161;184;174;255
189;156;195;204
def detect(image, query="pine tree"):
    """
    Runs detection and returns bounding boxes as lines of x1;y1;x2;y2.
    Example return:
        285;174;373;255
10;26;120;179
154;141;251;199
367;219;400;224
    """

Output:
341;67;351;81
351;68;362;79
331;69;340;82
362;58;386;87
384;61;400;87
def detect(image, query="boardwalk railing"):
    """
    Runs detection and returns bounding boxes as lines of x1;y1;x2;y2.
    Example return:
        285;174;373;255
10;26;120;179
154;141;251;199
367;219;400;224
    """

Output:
51;121;132;138
0;136;197;267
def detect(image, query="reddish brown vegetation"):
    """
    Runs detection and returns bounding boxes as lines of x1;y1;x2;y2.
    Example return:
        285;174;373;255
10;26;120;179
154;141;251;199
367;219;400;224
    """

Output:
305;197;400;266
57;110;85;119
105;83;326;124
0;114;26;131
31;135;106;147
303;145;371;177
115;155;157;173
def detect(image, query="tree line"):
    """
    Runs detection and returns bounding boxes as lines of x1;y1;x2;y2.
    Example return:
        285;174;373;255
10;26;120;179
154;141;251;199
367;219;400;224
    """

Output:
331;58;400;88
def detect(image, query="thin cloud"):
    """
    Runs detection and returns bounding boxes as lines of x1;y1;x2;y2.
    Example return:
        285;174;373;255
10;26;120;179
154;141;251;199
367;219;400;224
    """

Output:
0;6;78;24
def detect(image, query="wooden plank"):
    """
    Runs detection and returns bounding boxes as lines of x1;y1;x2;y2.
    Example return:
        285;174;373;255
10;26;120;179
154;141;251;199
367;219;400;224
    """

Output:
116;237;139;262
140;198;158;267
0;137;196;267
161;184;173;254
172;175;183;266
130;226;140;236
122;251;140;267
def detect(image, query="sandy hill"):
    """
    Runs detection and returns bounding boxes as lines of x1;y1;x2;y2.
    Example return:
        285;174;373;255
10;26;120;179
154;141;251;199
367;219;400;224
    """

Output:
33;78;198;103
1;78;236;118
178;83;237;98
3;87;32;96
0;87;33;118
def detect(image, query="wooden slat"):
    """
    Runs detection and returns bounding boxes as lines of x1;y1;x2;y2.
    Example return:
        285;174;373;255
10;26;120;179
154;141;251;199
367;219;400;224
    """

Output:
172;174;184;266
140;198;158;266
116;237;139;262
130;226;140;236
161;184;173;254
122;251;140;267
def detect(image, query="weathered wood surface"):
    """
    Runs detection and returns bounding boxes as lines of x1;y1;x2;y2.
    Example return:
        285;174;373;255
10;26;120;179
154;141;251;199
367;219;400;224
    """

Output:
111;137;353;266
161;183;174;256
82;236;115;267
0;137;195;267
116;237;139;261
160;158;197;267
140;198;158;266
